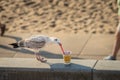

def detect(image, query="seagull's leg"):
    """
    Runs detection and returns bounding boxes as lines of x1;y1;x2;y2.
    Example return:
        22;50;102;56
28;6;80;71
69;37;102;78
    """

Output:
34;49;47;62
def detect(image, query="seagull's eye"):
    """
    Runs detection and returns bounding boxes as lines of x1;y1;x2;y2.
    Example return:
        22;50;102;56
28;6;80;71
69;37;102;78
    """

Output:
54;39;58;41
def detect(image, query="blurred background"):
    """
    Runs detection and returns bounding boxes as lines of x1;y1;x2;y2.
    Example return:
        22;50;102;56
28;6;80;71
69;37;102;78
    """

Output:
0;0;118;34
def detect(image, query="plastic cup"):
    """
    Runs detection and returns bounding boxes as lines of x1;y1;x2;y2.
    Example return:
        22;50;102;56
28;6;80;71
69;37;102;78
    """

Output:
63;51;71;65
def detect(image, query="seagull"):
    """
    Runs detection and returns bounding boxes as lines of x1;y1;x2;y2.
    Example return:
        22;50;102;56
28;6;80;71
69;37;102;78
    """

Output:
9;35;63;62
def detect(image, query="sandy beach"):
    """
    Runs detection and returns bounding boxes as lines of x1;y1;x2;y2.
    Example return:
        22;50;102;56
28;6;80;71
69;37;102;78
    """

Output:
0;0;118;35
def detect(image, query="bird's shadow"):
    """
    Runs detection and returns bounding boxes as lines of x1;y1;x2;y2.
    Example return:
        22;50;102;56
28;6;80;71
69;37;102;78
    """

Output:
3;35;22;41
40;51;80;59
0;34;80;59
0;34;33;54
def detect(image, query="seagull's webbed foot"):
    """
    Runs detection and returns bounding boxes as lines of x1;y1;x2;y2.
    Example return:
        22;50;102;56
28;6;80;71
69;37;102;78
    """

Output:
36;54;47;63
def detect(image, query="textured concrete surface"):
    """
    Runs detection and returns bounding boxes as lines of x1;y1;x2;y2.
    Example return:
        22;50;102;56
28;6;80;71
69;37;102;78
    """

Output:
1;32;120;60
1;32;120;80
0;58;97;80
1;58;120;80
93;60;120;80
80;34;114;56
79;34;120;60
0;32;31;58
0;58;50;71
38;33;92;58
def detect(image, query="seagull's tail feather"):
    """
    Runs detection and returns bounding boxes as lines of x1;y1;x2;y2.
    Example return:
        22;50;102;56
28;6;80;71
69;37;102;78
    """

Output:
9;43;19;48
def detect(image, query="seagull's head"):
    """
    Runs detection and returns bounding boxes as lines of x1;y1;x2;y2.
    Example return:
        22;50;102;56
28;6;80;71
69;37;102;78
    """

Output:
49;37;61;45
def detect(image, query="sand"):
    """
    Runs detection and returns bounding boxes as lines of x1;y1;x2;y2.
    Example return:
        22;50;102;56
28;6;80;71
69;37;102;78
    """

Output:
0;0;118;34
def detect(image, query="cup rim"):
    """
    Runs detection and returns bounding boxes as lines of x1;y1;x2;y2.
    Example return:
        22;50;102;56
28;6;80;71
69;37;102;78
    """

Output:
64;51;72;55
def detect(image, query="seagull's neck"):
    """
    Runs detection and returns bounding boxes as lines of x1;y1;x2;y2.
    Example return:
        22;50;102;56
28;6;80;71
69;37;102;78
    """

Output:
45;37;53;44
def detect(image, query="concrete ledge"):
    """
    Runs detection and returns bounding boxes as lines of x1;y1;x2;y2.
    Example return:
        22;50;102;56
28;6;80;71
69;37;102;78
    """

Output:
1;58;120;80
0;58;96;80
93;60;120;80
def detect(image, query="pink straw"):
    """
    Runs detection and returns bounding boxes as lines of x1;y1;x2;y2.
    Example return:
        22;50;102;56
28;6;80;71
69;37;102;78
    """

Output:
59;43;65;55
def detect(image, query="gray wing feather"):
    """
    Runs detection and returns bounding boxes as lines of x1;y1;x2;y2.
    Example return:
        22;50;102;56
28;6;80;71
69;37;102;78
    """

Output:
28;35;47;42
29;40;46;48
25;36;46;49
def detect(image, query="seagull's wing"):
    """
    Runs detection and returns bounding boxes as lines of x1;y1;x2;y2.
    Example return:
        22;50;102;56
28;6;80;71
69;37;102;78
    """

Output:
29;40;46;48
28;35;47;42
25;35;47;48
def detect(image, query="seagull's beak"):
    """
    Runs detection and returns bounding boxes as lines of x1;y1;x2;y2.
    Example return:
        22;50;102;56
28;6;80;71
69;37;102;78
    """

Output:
57;42;61;46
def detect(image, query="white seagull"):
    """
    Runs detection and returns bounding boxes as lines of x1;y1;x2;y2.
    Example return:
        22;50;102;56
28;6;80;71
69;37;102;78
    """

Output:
9;35;63;62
